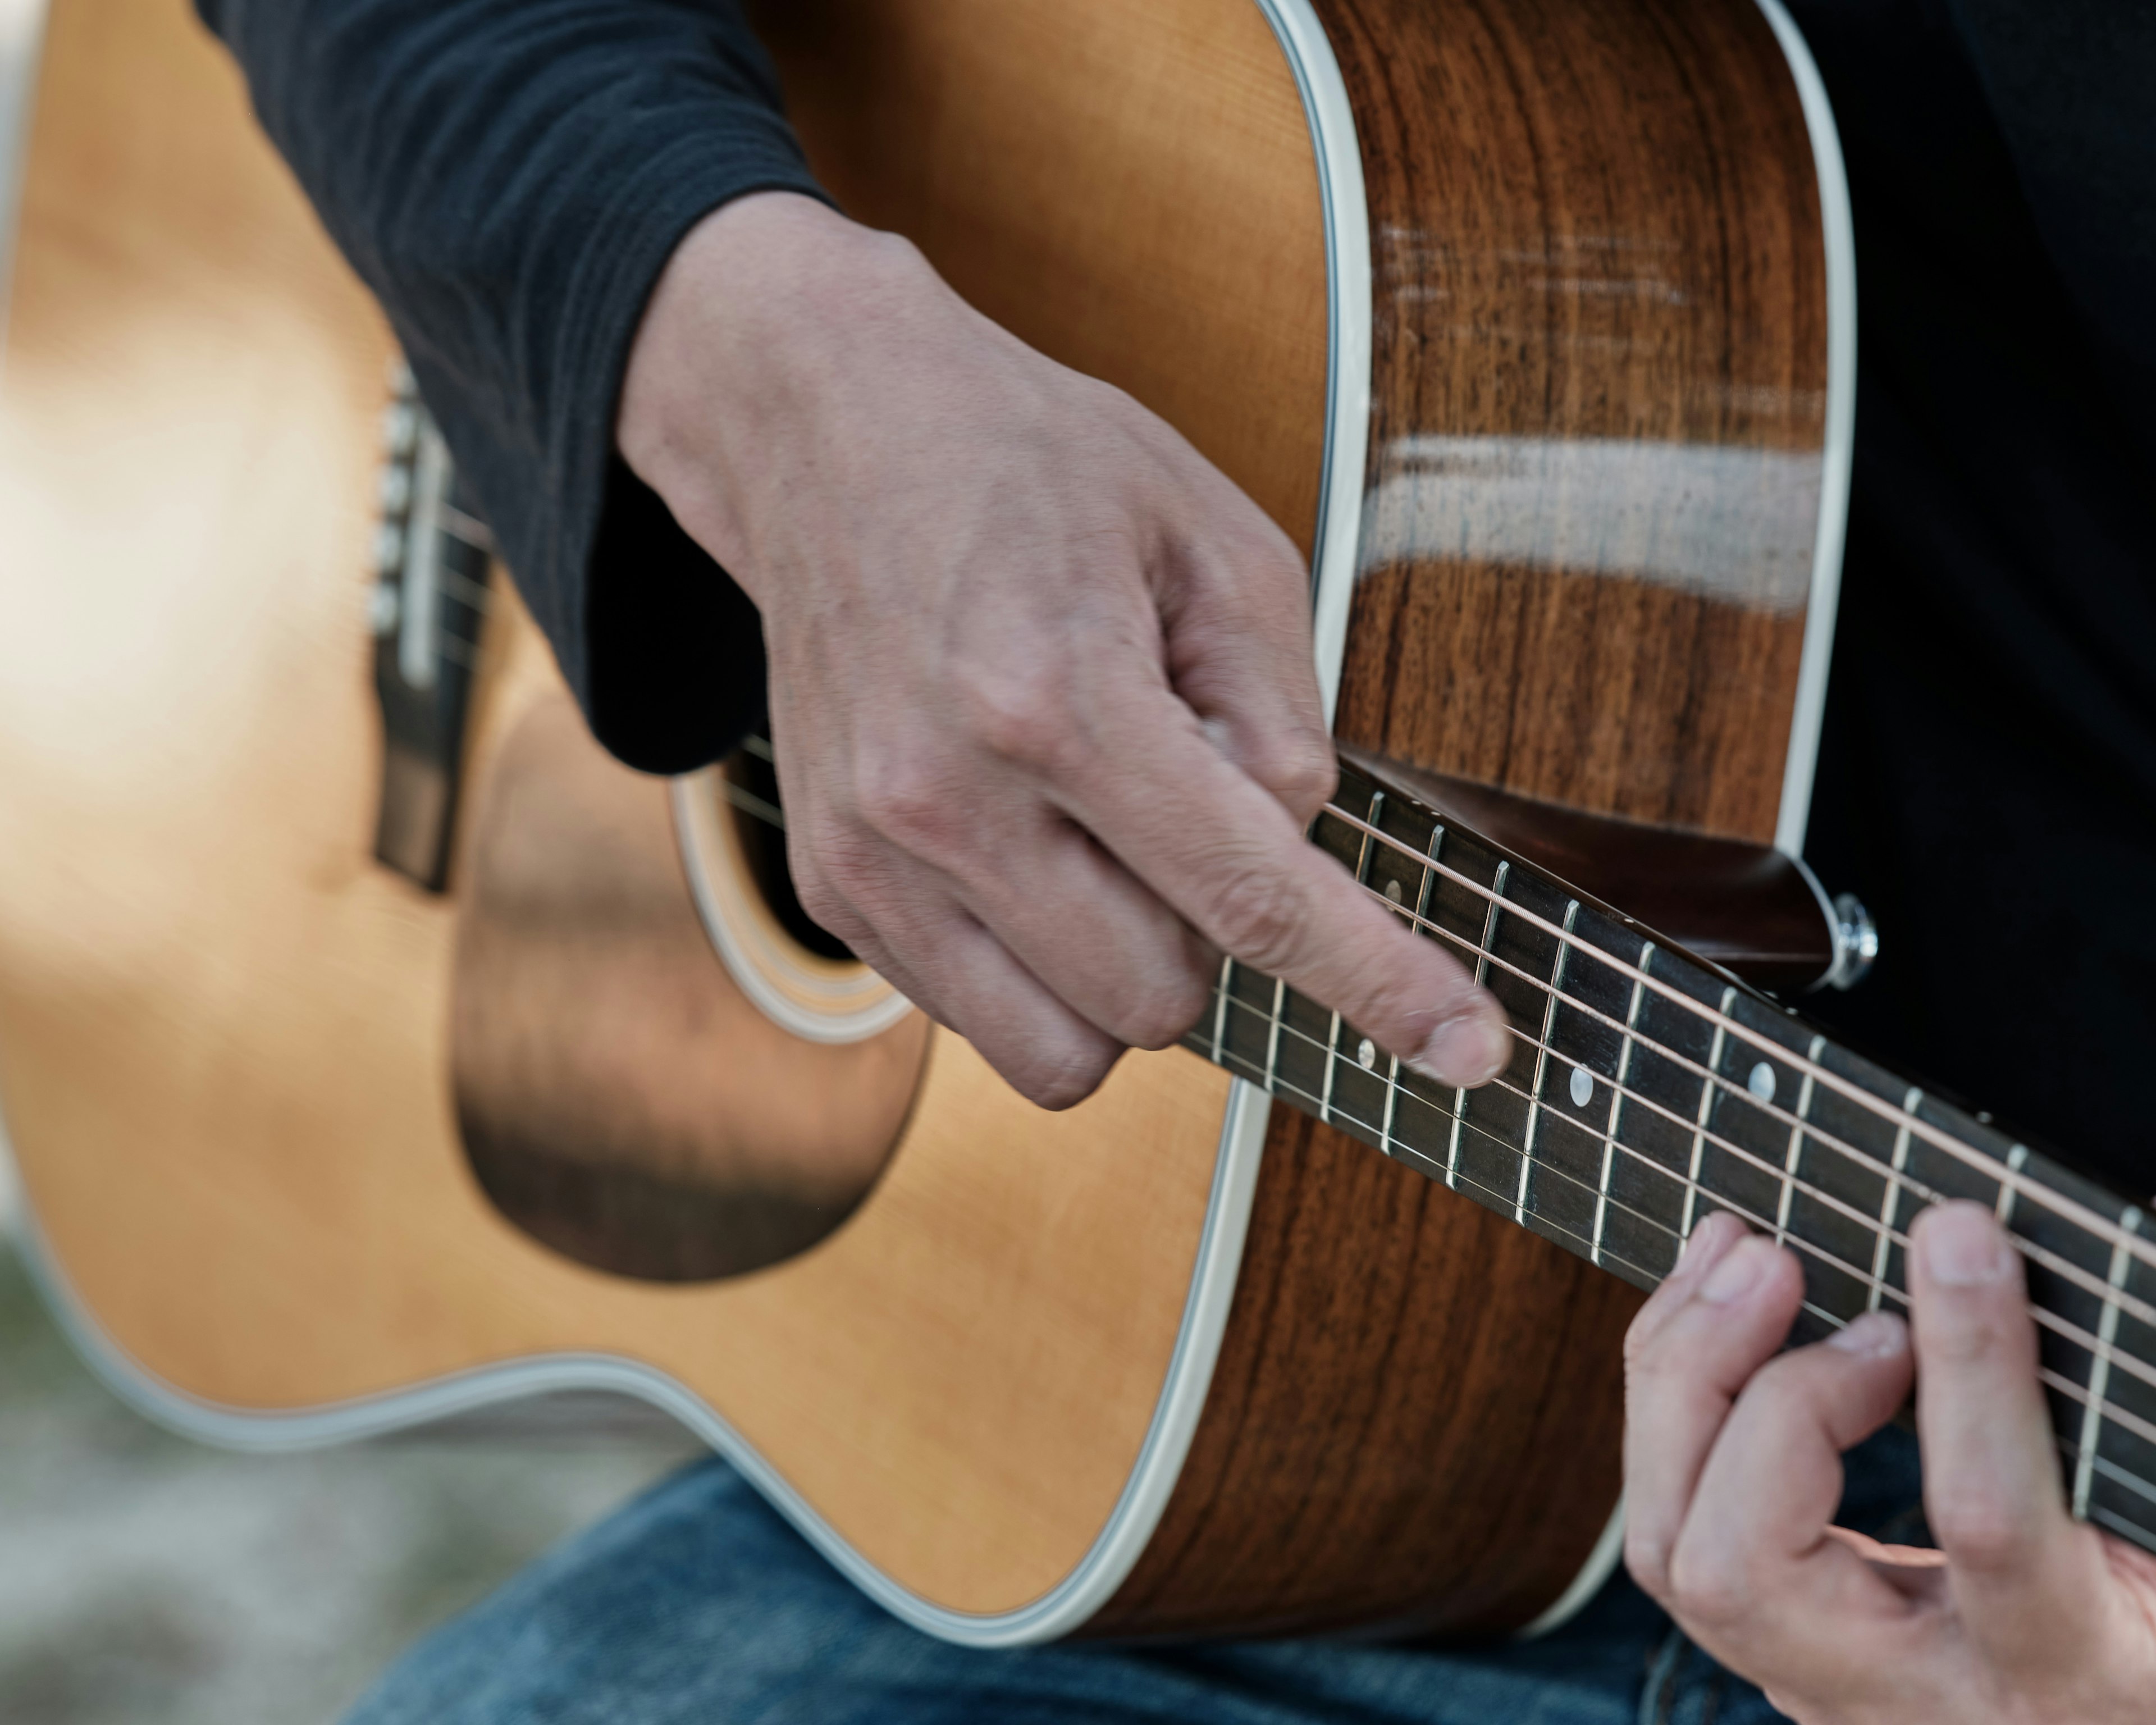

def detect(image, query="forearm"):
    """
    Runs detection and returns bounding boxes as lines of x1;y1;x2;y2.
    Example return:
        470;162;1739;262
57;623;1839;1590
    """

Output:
197;0;829;767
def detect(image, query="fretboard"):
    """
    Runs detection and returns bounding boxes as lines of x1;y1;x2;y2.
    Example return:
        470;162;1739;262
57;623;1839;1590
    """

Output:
1184;757;2156;1558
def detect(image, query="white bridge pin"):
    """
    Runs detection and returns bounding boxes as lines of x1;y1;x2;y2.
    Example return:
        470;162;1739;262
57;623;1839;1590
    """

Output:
1357;1038;1377;1070
1748;1061;1776;1104
1569;1065;1593;1108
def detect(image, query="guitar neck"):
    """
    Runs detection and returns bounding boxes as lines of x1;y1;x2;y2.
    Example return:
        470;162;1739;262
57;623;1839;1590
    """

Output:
1185;755;2156;1557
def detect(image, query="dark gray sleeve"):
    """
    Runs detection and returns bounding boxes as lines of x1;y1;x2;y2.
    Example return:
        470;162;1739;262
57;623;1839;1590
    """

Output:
197;0;829;769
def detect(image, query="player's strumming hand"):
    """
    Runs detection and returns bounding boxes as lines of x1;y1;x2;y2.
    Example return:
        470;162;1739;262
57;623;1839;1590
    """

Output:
618;191;1510;1108
1624;1202;2156;1723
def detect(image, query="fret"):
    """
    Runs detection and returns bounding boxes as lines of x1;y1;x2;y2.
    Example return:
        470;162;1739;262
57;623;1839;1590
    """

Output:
1996;1143;2030;1222
1261;976;1286;1094
1319;1008;1344;1125
1867;1088;1922;1312
1680;987;1738;1241
2076;1207;2146;1518
1774;1036;1826;1247
1517;901;1579;1225
1447;859;1510;1190
1591;941;1652;1270
1185;762;2156;1559
1321;791;1385;1125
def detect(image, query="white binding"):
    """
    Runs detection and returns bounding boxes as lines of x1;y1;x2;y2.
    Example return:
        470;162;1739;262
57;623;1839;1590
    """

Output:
1754;0;1857;860
672;772;916;1044
7;0;1848;1648
2;0;1366;1648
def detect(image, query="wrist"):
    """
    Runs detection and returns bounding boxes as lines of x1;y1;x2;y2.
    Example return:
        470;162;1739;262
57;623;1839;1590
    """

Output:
616;190;923;600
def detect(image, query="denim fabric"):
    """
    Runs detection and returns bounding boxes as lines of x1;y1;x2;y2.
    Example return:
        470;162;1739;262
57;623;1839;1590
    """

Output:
345;1427;1922;1725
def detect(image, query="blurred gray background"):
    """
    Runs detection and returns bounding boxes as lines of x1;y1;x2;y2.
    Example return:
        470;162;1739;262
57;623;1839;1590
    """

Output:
0;7;702;1719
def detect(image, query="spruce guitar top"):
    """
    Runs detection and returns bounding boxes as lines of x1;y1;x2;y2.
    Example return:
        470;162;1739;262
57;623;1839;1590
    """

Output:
4;0;2153;1651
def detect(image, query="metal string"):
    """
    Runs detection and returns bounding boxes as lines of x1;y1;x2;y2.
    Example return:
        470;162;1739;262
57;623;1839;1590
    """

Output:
1322;798;2156;1274
1204;1003;2156;1517
1202;980;2156;1421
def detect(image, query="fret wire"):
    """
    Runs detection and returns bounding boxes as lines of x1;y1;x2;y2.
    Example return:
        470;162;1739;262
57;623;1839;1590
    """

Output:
1200;986;2156;1391
1775;1036;1826;1248
2076;1207;2145;1518
1203;997;2156;1442
1203;1017;2156;1546
1452;860;1509;1190
1519;901;1579;1225
1322;790;1383;1126
1682;988;1737;1243
1996;1143;2031;1222
1323;798;2156;1270
1330;869;2156;1321
1381;819;1445;1164
1868;1092;1920;1314
1261;975;1286;1096
1593;941;1651;1270
1208;953;1232;1068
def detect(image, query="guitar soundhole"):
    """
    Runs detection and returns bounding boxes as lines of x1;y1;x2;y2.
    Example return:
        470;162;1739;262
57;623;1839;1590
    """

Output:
723;742;853;962
449;698;930;1283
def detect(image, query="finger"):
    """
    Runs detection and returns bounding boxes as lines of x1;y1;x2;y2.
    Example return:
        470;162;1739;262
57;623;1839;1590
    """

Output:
1064;688;1510;1089
929;805;1219;1052
1672;1311;1915;1671
803;855;1124;1110
1910;1202;2112;1674
1150;484;1337;826
1626;1207;1749;1357
1623;1226;1808;1599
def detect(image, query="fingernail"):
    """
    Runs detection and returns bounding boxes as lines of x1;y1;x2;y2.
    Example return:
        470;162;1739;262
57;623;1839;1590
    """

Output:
1827;1311;1908;1358
1920;1203;2013;1286
1408;1009;1510;1088
1700;1239;1765;1304
1680;1211;1735;1266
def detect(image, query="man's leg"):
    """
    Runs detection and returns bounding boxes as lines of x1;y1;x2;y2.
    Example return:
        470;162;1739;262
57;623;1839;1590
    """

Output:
346;1434;1918;1725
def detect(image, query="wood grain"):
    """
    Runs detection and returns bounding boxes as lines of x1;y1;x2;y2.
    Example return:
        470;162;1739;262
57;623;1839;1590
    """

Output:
0;0;1244;1618
0;0;1826;1639
451;695;931;1281
1095;0;1824;1636
1329;0;1826;838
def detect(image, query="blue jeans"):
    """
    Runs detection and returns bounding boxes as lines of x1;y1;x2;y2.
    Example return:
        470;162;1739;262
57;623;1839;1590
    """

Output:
346;1427;1924;1724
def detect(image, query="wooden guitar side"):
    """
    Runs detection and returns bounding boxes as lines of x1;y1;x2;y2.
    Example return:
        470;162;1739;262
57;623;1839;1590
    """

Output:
0;0;1834;1644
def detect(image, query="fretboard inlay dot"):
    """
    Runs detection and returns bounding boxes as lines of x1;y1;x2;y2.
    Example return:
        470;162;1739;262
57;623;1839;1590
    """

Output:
1569;1065;1593;1108
1748;1061;1776;1105
1358;1037;1377;1070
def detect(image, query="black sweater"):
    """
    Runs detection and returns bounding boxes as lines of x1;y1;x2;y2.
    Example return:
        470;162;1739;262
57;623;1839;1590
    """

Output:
198;0;2156;1186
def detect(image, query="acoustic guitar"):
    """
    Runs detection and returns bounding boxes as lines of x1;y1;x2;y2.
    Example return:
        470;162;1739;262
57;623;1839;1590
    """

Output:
6;0;2154;1650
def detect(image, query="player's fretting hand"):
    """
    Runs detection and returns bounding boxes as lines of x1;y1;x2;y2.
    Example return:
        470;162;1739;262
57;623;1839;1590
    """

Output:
619;191;1510;1108
1624;1202;2156;1723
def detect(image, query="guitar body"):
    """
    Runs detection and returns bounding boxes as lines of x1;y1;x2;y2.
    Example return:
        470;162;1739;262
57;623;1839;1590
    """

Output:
0;0;1847;1644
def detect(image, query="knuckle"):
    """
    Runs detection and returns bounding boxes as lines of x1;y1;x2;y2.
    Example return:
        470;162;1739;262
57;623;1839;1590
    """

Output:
1016;1039;1119;1111
851;747;962;857
1666;1544;1755;1632
1250;727;1337;820
960;664;1083;777
1206;861;1306;973
1623;1531;1674;1604
1928;1487;2038;1573
1118;966;1213;1052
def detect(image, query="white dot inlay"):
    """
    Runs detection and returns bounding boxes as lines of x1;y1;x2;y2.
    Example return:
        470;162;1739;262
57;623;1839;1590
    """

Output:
1384;879;1403;905
1569;1065;1593;1108
1357;1037;1377;1070
1748;1061;1776;1104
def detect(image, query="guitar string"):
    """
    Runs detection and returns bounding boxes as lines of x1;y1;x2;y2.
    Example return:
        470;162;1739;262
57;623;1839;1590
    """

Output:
1315;870;2156;1334
1322;797;2156;1274
703;774;2156;1326
664;754;2156;1519
1202;982;2156;1411
1207;1016;2156;1517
